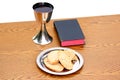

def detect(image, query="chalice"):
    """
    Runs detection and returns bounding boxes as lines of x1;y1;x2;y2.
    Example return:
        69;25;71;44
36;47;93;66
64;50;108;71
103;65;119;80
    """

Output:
33;2;54;45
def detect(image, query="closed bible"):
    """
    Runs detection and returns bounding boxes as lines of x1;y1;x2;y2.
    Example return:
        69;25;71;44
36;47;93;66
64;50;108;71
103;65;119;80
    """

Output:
54;19;85;46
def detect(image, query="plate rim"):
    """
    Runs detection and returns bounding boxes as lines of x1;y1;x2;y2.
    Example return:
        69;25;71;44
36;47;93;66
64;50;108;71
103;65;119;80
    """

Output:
36;47;84;75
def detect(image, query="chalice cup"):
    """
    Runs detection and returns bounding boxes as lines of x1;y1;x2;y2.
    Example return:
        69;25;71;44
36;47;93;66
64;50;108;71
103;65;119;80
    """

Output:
33;2;54;45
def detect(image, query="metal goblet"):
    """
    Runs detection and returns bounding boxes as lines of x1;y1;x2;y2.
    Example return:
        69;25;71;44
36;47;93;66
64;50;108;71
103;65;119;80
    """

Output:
32;2;54;45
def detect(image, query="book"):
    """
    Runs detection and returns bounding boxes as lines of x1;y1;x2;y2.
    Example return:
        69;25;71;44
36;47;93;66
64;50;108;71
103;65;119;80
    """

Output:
54;19;85;46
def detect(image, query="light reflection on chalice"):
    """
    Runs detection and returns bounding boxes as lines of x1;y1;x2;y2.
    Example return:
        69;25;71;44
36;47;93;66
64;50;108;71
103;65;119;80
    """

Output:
32;2;54;45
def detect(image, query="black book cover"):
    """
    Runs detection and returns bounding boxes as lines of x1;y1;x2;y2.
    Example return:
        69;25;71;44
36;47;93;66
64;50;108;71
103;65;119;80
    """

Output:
54;19;85;46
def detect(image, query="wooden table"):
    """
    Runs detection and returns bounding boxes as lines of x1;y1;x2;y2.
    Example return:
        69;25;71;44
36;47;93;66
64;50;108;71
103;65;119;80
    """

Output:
0;15;120;80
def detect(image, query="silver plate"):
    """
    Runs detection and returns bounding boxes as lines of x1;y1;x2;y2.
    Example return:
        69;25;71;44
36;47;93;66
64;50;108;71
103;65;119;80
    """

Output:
36;47;84;75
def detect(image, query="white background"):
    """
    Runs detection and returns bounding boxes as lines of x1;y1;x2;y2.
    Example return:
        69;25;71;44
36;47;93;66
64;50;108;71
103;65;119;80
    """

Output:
0;0;120;23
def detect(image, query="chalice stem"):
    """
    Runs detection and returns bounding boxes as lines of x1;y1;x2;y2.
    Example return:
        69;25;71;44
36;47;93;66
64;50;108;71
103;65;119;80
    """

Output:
40;23;50;40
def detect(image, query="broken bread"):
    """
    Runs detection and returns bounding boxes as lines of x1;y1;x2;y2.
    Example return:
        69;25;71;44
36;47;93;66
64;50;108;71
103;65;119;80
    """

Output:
47;50;59;64
43;50;78;72
58;51;74;70
64;50;78;61
44;57;64;72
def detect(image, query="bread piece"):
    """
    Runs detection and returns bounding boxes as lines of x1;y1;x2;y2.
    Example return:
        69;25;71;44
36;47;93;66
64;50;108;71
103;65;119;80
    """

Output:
47;51;59;64
64;50;78;61
64;50;75;60
44;57;64;72
58;51;73;70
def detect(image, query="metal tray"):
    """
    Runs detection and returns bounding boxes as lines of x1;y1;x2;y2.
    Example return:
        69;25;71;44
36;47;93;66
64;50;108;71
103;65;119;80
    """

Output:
36;47;84;75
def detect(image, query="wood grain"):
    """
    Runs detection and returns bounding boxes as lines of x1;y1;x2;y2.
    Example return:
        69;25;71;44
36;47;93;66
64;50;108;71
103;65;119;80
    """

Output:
0;15;120;80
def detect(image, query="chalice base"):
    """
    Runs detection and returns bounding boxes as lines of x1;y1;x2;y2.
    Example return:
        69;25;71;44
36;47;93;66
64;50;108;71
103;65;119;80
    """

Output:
33;31;52;45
